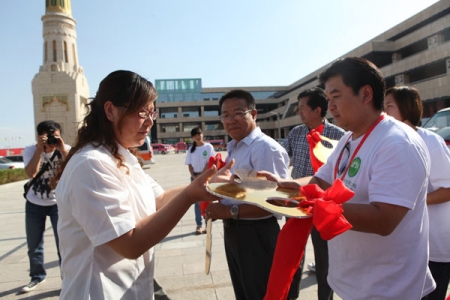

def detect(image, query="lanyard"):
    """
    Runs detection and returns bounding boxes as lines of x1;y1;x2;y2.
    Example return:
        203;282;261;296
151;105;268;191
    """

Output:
334;114;385;180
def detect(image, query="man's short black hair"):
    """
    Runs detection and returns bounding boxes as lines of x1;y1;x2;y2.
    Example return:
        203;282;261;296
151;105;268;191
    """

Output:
297;87;328;118
319;57;385;110
219;89;255;112
36;120;62;135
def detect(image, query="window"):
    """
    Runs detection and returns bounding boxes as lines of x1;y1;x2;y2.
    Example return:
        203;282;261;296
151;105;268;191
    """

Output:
183;123;201;132
53;40;57;62
72;44;77;65
63;41;68;63
161;124;179;133
181;107;200;117
205;123;221;131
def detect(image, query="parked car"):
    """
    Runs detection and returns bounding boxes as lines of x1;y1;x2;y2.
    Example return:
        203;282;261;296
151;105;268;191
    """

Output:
436;127;450;149
0;157;25;169
422;107;450;132
175;142;187;153
151;143;176;155
3;155;24;162
423;107;450;149
136;137;154;165
208;139;225;151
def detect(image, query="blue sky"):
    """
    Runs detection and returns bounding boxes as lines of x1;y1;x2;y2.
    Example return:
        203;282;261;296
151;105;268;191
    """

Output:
0;0;440;148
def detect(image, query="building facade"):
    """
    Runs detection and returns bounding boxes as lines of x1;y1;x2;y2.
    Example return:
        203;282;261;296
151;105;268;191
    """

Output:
32;0;89;145
153;0;450;145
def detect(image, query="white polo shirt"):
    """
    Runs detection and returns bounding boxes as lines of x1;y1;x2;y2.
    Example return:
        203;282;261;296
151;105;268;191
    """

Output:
56;143;163;299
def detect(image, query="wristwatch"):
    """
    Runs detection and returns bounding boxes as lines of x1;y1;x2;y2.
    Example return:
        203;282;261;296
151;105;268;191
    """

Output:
230;205;239;219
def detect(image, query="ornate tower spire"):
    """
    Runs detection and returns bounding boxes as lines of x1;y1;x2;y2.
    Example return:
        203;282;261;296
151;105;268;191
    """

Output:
45;0;72;16
32;0;89;146
40;0;77;73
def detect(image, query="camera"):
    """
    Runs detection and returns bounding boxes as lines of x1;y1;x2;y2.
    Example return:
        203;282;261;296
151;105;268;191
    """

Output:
46;129;60;145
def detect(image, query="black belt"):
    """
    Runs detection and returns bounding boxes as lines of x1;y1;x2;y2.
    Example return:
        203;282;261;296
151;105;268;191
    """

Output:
223;216;276;227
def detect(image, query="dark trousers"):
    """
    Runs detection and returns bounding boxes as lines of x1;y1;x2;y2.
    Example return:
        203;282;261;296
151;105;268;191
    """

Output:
422;261;450;300
288;254;304;299
224;217;280;300
25;200;60;282
311;227;333;300
288;226;333;300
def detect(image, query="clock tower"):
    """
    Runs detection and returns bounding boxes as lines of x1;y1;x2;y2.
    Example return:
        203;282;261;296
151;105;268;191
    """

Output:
32;0;89;145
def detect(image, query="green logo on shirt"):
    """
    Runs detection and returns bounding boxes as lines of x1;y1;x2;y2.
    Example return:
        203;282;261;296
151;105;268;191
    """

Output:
203;150;207;157
348;157;361;177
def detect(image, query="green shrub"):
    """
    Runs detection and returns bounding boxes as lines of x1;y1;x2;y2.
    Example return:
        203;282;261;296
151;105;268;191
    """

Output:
0;168;28;185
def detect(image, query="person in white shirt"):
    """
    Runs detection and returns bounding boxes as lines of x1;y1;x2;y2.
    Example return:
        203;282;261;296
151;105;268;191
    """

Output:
54;70;229;299
20;120;70;294
384;86;450;300
259;58;435;300
185;126;216;234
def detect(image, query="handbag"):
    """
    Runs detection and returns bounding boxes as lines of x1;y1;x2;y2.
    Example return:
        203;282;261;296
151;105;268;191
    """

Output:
23;150;60;200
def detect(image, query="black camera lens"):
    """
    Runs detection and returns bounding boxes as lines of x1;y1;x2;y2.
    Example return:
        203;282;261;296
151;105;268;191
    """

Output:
47;133;59;145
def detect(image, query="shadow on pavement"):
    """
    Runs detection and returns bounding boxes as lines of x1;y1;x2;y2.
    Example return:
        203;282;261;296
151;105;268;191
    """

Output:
160;232;197;243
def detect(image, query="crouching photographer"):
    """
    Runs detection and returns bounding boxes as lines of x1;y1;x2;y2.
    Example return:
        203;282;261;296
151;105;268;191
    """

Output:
20;120;70;294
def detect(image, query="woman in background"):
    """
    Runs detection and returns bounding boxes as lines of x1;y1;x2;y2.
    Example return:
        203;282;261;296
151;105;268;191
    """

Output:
185;127;215;234
384;86;450;300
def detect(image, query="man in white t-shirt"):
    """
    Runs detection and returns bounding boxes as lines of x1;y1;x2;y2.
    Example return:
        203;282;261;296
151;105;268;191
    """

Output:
264;57;435;299
21;120;70;293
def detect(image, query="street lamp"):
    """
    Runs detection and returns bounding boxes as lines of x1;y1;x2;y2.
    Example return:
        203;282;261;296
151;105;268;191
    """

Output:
269;112;281;139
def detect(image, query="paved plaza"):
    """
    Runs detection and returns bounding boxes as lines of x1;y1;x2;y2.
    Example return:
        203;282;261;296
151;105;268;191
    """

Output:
0;152;329;299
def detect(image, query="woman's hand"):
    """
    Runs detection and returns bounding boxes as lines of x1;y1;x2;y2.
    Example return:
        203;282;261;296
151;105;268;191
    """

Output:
184;166;220;204
209;159;235;183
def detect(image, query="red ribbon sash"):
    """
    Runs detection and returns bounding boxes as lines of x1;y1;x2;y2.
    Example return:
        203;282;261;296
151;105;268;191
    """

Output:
306;124;325;173
264;179;354;300
200;153;226;216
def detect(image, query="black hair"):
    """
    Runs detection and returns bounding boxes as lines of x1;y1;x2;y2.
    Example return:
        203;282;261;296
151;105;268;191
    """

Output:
385;86;423;126
190;127;202;153
297;87;328;118
55;70;158;183
319;57;385;110
219;89;255;113
37;120;62;135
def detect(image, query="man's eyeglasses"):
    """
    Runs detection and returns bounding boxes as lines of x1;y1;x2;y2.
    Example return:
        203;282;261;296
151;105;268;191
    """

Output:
219;110;252;123
336;141;351;176
138;109;158;120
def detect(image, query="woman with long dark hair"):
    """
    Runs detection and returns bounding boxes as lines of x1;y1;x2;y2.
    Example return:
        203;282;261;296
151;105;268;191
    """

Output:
54;70;228;299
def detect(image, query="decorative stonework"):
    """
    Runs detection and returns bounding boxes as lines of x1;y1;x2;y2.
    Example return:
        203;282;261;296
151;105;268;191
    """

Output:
43;21;75;31
42;95;69;111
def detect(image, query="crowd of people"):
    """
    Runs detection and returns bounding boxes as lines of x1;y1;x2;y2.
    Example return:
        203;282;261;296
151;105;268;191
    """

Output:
19;57;450;300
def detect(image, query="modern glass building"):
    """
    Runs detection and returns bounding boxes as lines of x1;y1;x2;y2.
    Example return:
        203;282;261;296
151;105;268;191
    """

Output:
152;0;450;145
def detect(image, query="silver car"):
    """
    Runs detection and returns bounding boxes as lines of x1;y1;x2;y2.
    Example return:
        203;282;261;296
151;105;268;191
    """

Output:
0;157;25;170
423;107;450;149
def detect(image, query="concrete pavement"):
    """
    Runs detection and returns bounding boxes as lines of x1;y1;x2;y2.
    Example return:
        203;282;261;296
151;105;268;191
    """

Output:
0;152;326;299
